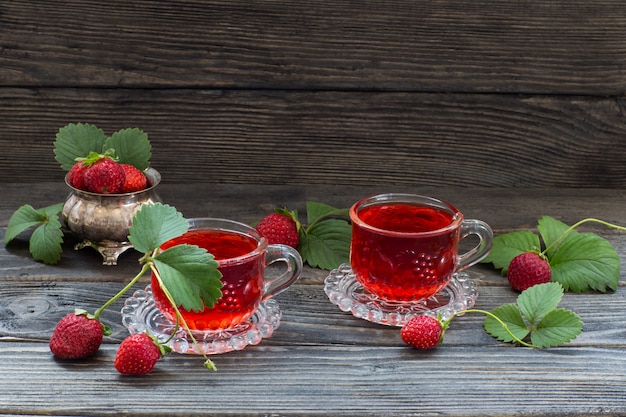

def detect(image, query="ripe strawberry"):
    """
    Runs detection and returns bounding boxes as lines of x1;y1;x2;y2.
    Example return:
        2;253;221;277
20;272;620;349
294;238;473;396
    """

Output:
401;315;443;350
114;333;164;375
120;164;148;192
83;157;125;194
256;211;300;247
49;312;104;359
507;252;552;292
67;161;89;190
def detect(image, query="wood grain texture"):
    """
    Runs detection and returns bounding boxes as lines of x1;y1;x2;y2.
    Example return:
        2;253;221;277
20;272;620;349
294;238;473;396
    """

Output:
1;275;623;347
0;343;624;416
0;184;625;416
1;0;625;94
4;182;626;230
2;89;626;186
2;1;626;188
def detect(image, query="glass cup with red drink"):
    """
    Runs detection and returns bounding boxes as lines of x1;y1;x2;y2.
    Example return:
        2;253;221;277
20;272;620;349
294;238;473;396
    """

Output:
151;218;303;331
350;193;493;303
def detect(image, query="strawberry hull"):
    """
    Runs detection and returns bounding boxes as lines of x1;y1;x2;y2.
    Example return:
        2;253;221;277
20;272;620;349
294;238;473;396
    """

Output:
62;167;162;265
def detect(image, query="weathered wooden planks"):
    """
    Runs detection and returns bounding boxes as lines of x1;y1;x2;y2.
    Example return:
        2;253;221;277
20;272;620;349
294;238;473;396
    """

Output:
2;89;626;187
2;1;625;93
1;184;625;416
2;1;626;187
0;276;623;347
0;343;624;416
3;182;626;231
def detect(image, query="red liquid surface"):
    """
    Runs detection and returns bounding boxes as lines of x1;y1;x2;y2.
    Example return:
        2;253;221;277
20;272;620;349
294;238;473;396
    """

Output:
151;229;263;330
351;203;459;301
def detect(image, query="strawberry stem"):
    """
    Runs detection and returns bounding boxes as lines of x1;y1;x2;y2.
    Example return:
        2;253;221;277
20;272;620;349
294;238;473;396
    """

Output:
93;261;152;320
452;309;539;348
541;217;626;255
93;246;218;371
149;262;217;372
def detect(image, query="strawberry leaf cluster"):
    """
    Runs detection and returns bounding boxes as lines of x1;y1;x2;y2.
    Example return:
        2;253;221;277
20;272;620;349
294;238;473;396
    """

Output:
483;282;583;348
130;203;223;311
297;201;351;270
482;215;620;292
54;123;152;172
4;203;65;264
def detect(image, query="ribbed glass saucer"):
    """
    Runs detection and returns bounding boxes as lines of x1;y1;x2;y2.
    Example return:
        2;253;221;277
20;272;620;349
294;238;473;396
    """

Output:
121;285;281;355
324;264;478;327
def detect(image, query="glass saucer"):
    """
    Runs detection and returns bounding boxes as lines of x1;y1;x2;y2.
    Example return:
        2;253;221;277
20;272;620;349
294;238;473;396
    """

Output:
324;264;478;327
121;285;282;355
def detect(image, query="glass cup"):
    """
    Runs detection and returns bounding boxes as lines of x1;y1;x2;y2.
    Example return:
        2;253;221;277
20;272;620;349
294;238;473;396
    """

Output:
349;193;493;302
151;218;303;331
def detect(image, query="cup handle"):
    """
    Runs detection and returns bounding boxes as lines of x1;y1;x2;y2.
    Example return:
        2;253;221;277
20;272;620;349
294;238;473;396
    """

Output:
262;244;304;301
457;219;493;271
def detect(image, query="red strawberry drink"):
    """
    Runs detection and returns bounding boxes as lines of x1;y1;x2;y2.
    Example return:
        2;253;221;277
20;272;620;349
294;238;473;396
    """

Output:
151;218;302;331
350;194;493;302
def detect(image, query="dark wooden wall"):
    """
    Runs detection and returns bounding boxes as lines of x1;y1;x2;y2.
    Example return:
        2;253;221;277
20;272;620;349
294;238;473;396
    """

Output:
2;1;626;187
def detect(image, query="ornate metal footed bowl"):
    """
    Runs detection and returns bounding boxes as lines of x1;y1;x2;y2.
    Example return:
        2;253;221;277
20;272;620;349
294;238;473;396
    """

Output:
62;167;162;265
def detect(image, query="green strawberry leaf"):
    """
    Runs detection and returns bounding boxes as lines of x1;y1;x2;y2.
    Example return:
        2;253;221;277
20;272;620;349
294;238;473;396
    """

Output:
531;308;583;348
29;216;64;264
546;229;619;293
516;281;563;325
128;203;188;254
42;203;65;218
5;204;47;244
306;201;350;226
153;244;222;311
481;231;540;274
483;282;582;348
104;128;152;170
129;203;223;312
536;216;570;259
4;203;65;264
54;123;107;171
299;218;351;270
483;304;530;343
537;216;619;292
553;233;619;292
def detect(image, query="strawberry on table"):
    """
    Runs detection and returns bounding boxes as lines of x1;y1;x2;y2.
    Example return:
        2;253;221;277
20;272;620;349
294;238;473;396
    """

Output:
401;315;444;350
114;333;166;375
49;311;105;359
256;209;300;248
120;163;148;192
507;252;552;292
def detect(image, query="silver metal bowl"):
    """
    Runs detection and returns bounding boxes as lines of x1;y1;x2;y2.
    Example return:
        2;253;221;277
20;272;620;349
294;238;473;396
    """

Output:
62;167;162;265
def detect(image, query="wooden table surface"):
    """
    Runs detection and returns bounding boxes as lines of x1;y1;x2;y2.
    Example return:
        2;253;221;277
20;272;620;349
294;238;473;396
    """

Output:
1;183;625;417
